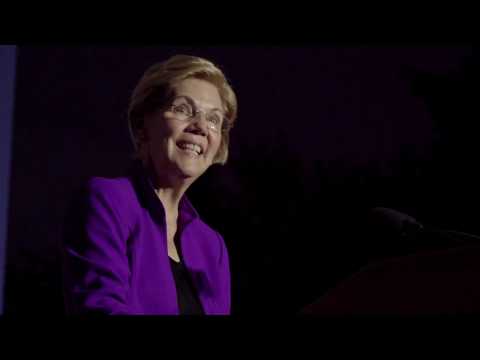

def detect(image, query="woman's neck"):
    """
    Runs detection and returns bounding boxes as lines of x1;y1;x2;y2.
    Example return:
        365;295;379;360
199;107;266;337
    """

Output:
154;187;183;219
142;159;192;218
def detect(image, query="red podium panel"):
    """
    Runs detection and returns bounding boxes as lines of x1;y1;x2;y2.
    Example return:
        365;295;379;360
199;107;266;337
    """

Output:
302;244;480;315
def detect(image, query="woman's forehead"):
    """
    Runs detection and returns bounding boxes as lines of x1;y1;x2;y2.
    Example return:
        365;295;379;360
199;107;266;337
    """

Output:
171;78;223;109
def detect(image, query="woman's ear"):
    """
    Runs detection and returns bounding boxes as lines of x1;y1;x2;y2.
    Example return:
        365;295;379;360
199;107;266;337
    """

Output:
137;130;145;143
135;126;150;162
137;127;149;144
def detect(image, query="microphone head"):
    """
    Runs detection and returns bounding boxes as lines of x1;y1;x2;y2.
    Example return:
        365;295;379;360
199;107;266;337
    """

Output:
368;207;423;236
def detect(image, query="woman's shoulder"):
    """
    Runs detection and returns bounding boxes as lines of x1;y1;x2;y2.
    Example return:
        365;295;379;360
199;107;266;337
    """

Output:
180;196;223;240
81;175;140;231
63;176;139;241
87;176;134;196
186;215;227;252
85;175;134;201
84;176;139;217
191;220;229;265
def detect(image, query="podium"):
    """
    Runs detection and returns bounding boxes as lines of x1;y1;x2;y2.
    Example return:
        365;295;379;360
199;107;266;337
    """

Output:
302;244;480;315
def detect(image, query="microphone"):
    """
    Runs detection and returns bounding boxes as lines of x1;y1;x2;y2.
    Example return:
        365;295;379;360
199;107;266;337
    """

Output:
368;207;423;236
368;207;480;244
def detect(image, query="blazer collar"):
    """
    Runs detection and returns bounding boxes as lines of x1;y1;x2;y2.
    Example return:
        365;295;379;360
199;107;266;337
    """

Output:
128;160;200;226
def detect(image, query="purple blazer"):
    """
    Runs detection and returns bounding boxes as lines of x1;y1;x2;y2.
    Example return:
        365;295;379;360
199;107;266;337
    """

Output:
62;163;230;315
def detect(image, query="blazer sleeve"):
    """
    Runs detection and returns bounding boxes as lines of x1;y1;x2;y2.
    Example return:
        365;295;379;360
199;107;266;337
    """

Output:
215;231;231;315
62;179;132;315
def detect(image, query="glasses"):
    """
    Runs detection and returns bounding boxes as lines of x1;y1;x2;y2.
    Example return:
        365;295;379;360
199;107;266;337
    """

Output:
166;98;225;134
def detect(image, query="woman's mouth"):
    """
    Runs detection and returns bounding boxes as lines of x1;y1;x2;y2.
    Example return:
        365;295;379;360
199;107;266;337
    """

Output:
177;141;203;156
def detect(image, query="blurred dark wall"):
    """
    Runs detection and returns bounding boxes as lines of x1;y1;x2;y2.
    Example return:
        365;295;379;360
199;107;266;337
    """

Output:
5;45;479;315
0;45;17;314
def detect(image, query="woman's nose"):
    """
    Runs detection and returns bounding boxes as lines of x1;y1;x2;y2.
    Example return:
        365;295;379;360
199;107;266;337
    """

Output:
186;113;208;136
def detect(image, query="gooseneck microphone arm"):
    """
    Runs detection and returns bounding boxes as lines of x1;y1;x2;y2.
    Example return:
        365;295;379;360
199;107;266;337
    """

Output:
369;207;480;244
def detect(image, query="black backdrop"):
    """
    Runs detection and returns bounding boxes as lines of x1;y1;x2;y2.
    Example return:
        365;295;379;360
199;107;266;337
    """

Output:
5;45;480;315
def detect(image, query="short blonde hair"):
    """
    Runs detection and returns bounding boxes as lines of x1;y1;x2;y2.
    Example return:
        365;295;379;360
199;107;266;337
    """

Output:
128;54;238;165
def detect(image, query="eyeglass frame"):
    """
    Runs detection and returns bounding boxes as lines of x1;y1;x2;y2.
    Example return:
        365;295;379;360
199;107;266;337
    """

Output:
162;96;229;134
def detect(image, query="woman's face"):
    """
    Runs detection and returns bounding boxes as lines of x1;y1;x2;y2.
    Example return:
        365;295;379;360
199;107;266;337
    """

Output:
142;78;224;183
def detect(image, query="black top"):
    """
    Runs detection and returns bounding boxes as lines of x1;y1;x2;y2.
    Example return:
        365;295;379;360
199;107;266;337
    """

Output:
169;258;204;315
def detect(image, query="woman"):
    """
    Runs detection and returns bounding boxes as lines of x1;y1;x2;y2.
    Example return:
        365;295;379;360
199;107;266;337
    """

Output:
62;54;238;315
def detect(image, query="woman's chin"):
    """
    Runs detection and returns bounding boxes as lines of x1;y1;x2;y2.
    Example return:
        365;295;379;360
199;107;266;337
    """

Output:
174;161;207;181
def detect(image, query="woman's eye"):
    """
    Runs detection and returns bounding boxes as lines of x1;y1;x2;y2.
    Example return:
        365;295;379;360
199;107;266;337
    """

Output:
173;103;192;115
207;113;222;125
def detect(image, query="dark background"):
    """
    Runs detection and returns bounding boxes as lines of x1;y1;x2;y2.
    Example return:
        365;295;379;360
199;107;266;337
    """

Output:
5;45;480;315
